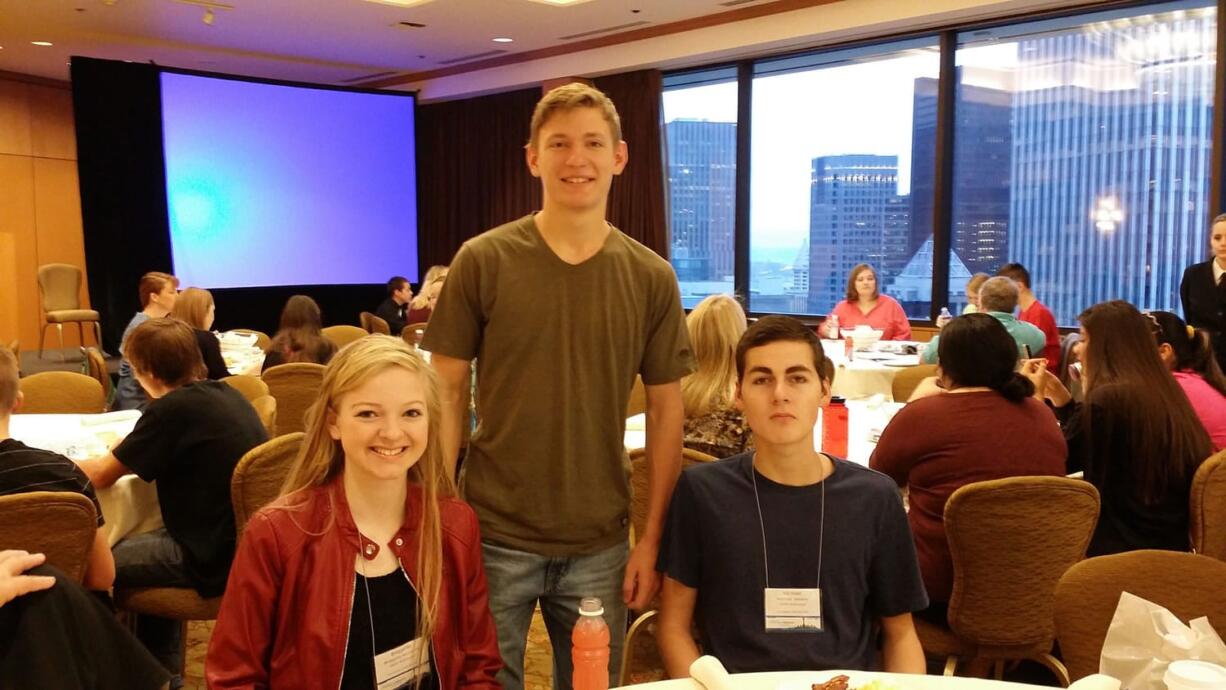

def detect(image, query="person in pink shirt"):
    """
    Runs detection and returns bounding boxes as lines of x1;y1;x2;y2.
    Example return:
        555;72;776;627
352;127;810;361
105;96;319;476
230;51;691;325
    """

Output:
997;263;1060;368
1151;310;1226;451
822;263;912;340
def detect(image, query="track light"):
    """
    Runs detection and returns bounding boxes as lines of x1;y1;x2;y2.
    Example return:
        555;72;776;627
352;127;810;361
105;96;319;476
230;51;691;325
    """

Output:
203;8;214;25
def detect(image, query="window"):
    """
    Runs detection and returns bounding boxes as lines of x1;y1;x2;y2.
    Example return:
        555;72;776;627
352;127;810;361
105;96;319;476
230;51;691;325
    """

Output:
749;38;940;317
948;1;1216;324
663;68;739;309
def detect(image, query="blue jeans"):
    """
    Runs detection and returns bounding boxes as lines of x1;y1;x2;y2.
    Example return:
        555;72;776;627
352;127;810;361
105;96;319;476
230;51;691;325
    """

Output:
113;528;195;678
482;540;628;690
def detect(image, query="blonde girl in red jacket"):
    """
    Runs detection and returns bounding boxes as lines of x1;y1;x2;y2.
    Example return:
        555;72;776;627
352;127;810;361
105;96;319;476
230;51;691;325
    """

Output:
206;335;501;689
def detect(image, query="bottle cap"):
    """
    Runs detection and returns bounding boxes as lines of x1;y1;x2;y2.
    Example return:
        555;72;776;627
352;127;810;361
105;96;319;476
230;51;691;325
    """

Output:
578;597;604;617
1165;660;1226;689
829;396;846;405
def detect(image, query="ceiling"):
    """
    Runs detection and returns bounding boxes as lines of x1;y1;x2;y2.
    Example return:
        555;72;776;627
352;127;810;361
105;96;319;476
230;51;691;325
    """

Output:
0;0;782;90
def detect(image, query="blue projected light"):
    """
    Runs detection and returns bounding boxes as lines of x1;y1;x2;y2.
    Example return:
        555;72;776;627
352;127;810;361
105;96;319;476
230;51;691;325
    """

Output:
160;72;418;288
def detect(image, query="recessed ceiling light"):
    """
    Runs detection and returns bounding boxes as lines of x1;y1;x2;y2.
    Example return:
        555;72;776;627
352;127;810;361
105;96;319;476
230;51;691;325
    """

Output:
492;37;513;43
32;41;54;47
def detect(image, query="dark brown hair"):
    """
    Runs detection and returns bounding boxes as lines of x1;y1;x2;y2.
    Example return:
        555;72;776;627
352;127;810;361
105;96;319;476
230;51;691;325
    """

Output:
1079;301;1212;505
937;313;1034;402
844;264;879;303
736;315;833;384
269;295;335;365
995;262;1032;289
124;318;205;388
1149;310;1226;397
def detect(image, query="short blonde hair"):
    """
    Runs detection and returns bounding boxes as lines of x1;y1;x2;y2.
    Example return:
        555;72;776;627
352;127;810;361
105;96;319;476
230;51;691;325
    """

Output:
171;287;214;330
528;82;622;150
681;294;747;417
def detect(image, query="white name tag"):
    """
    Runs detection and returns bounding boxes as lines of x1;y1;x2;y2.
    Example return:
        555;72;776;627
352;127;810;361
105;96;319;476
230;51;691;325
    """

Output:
374;636;431;690
764;587;822;632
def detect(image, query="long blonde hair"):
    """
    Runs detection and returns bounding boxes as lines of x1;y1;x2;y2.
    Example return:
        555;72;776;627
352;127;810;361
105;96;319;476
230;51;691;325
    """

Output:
170;287;214;330
279;335;455;656
680;294;747;417
410;274;446;311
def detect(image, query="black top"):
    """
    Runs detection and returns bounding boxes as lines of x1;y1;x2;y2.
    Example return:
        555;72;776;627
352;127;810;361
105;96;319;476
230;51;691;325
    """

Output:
376;297;408;337
112;381;268;597
0;439;104;527
194;329;230;380
657;453;928;674
1058;399;1193;556
1180;260;1226;371
341;569;438;690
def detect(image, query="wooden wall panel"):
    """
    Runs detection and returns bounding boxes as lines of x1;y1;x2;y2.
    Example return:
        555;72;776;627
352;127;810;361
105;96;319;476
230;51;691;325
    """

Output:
27;86;76;161
0;80;31;157
0;154;40;350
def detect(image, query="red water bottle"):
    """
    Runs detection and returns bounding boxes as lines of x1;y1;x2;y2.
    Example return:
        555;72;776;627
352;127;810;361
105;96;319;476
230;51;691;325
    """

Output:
572;597;610;690
822;396;849;458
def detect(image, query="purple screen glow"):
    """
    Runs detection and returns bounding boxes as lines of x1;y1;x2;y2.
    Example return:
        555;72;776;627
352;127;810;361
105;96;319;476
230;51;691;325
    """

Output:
160;73;418;288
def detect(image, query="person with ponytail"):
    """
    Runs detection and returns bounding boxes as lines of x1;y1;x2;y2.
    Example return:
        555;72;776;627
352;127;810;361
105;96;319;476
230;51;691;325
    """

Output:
206;335;501;689
1025;301;1213;556
871;313;1066;617
1149;311;1226;450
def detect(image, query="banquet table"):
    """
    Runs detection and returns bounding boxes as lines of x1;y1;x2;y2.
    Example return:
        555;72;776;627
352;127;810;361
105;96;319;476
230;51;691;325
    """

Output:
822;340;922;402
9;411;162;546
219;331;266;375
615;669;1053;689
626;399;903;467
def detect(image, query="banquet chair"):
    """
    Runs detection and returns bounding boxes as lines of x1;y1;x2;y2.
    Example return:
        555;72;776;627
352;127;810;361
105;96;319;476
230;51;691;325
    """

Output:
1054;550;1226;682
1191;449;1226;560
37;263;102;360
84;347;113;409
227;328;271;351
891;363;937;402
250;394;278;438
368;313;391;336
231;432;304;536
262;362;326;435
322;324;367;350
221;374;270;403
914;476;1100;686
628;447;717;545
0;491;97;584
114;587;221;676
17;371;106;414
401;322;429;347
626;376;647;418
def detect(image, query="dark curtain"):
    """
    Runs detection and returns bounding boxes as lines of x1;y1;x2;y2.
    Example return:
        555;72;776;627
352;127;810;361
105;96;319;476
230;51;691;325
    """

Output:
594;69;669;259
416;88;541;268
71;57;173;352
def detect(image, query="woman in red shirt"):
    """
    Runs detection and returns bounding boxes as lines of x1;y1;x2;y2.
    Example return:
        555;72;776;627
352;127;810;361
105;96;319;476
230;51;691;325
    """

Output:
822;263;912;340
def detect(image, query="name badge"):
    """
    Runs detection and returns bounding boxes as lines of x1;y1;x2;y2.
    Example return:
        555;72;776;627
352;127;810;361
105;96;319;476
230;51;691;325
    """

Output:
764;587;822;633
374;636;431;690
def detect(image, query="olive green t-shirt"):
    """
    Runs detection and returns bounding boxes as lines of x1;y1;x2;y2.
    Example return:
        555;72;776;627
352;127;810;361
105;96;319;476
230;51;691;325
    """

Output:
422;214;695;556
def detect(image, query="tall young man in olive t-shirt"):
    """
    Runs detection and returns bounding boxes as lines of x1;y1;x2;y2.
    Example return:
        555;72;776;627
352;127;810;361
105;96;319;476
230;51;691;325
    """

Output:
423;83;694;690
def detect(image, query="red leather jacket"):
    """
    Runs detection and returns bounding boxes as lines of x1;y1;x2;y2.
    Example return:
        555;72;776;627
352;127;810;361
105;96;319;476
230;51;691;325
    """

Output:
205;479;502;689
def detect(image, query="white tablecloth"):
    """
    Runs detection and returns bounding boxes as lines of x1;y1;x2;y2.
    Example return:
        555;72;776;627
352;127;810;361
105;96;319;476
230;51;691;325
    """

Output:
626;400;902;467
822;340;922;402
9;411;163;546
617;669;1050;689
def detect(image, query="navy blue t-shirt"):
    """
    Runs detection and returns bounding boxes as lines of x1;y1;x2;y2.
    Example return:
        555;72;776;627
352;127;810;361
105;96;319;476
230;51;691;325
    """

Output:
657;452;928;673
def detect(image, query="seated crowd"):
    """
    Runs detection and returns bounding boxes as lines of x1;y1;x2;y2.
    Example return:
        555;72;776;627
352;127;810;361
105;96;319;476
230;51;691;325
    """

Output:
2;77;1222;690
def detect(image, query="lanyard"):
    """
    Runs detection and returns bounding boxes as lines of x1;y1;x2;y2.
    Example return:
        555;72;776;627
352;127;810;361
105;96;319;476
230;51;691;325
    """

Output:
749;453;826;589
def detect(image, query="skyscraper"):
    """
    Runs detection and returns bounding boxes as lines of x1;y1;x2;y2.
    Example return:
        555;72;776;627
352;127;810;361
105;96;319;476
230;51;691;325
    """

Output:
807;154;899;313
666;119;737;282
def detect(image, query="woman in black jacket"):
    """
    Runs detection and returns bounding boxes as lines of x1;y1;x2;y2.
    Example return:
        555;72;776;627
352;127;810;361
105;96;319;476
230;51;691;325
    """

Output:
1180;213;1226;372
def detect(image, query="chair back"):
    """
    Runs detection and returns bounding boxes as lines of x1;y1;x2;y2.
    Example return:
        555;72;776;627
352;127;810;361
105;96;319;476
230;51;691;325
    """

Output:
401;322;429;346
262;363;326;435
227;328;271;351
85;347;112;407
945;476;1100;657
231;432;304;535
628;447;716;544
1191;449;1226;560
37;263;83;312
626;376;647;418
359;311;375;333
367;314;390;336
0;491;97;583
1055;550;1226;682
221;374;270;403
891;363;938;402
321;325;367;350
17;371;106;414
250;394;277;438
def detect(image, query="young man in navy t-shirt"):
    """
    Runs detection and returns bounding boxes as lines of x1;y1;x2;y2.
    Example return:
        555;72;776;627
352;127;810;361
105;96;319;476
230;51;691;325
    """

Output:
656;315;928;677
